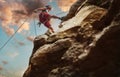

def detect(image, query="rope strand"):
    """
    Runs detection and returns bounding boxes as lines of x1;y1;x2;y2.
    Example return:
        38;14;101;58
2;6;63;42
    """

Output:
0;18;28;51
33;18;37;36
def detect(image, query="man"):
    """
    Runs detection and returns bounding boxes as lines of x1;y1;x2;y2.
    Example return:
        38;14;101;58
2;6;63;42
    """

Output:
34;5;61;33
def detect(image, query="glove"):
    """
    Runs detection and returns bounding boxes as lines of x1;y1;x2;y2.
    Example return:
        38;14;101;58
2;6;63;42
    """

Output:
37;22;41;27
58;17;63;20
61;17;65;20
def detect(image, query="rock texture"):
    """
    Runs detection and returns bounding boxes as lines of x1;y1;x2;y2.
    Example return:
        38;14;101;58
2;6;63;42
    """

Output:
23;0;120;77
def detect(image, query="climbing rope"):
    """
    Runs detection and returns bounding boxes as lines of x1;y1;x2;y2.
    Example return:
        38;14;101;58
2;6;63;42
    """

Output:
33;18;37;36
0;18;28;51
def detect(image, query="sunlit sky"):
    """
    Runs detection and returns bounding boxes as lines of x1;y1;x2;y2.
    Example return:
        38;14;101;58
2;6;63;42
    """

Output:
0;1;69;77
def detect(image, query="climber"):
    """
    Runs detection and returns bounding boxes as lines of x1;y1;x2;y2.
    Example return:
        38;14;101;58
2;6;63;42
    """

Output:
34;5;61;33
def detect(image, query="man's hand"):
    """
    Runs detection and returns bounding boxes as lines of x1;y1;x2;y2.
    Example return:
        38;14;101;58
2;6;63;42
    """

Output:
58;17;62;20
60;17;65;20
37;22;41;27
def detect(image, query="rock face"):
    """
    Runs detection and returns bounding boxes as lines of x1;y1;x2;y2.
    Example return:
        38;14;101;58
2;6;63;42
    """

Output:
23;0;120;77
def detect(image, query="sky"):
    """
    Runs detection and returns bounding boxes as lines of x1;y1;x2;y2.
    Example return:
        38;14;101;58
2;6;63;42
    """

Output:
0;0;76;77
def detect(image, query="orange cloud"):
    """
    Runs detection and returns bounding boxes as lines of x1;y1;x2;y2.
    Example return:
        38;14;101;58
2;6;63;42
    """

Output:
15;39;25;46
2;61;8;65
0;5;16;35
17;41;25;46
57;0;77;11
0;75;6;77
0;1;27;35
2;26;15;35
0;65;3;70
0;0;48;35
27;36;34;42
18;22;29;33
0;0;5;3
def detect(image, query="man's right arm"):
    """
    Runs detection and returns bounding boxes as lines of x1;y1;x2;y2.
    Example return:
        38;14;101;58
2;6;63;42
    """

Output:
51;15;62;20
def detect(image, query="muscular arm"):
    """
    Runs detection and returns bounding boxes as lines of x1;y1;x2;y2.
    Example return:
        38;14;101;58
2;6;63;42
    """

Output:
51;15;61;19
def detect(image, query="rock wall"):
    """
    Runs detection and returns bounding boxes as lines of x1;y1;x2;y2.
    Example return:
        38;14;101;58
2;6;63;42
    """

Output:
23;0;120;77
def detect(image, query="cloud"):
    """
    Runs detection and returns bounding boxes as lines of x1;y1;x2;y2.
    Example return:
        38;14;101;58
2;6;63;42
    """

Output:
18;22;30;33
17;41;25;46
27;36;34;42
15;39;25;46
0;0;5;3
0;0;48;35
0;4;15;35
0;75;6;77
7;51;19;58
56;0;77;11
2;26;15;35
2;61;8;65
0;1;26;35
22;0;49;14
0;65;3;70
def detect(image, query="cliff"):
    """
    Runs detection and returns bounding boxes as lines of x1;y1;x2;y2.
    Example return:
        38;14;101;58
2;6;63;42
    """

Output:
23;0;120;77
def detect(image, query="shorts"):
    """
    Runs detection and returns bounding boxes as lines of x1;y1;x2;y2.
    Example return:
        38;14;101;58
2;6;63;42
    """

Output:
44;21;51;28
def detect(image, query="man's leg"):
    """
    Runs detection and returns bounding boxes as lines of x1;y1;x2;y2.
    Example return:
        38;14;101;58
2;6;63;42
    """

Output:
45;22;54;33
48;26;54;33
